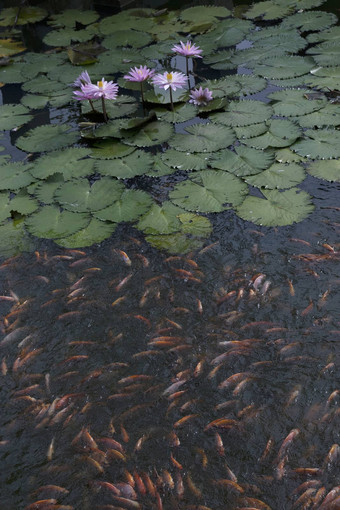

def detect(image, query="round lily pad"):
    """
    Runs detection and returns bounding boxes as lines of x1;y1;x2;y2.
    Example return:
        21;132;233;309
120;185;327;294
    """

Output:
292;129;340;159
245;163;306;189
0;104;33;131
137;202;185;235
281;11;337;32
161;150;209;171
55;218;116;248
122;121;174;147
169;170;247;213
253;56;314;79
244;1;293;20
306;160;340;182
169;123;235;152
236;188;314;226
95;189;153;223
268;89;327;117
211;101;272;127
95;150;154;178
16;124;78;153
0;162;35;190
241;119;302;149
90;140;135;159
31;148;93;180
25;205;90;239
210;146;274;176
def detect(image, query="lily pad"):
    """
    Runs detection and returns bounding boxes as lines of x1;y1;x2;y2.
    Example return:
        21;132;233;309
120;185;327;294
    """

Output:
137;202;186;235
236;188;314;226
25;205;90;239
95;189;153;222
281;11;337;32
210;146;274;176
90;140;135;159
0;104;33;131
0;221;35;258
33;174;65;204
303;66;340;91
245;163;306;189
291;129;340;159
234;123;268;140
252;32;307;54
169;123;235;152
179;213;213;236
154;103;197;123
55;218;116;248
95;150;154;178
16;124;78;153
122;121;174;147
48;9;99;28
306;160;340;182
0;191;38;221
22;76;65;94
241;119;301;149
169;170;247;213
54;178;124;213
161;150;209;171
103;30;152;49
211;101;272;127
293;103;340;128
253;56;314;79
0;39;26;57
0;162;35;190
0;7;47;26
306;42;340;67
31;148;94;180
244;1;293;20
268;89;327;117
43;28;92;47
180;6;231;23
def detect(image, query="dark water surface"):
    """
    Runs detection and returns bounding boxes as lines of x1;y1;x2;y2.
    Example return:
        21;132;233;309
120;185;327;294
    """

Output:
0;1;340;510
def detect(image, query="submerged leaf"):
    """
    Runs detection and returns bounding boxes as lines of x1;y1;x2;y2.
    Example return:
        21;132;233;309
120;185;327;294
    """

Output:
236;188;314;226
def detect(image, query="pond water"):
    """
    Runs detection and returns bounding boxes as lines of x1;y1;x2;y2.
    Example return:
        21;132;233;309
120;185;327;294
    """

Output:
0;1;339;509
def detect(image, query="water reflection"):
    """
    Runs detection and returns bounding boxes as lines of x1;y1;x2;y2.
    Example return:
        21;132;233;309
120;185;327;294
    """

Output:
0;213;339;509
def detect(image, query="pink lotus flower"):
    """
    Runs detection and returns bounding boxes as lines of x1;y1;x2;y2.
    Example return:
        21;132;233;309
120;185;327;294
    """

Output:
189;87;213;106
171;41;203;58
73;70;92;88
73;84;97;101
124;65;155;82
152;71;187;91
83;78;119;100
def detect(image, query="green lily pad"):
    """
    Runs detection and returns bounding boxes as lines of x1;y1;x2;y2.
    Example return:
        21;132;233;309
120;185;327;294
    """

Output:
145;157;178;177
90;140;135;159
144;88;188;105
0;7;47;26
22;76;65;94
169;123;235;153
137;202;185;235
268;89;327;116
306;42;340;67
48;9;99;28
0;39;26;57
31;148;94;180
303;66;340;91
244;1;293;20
236;188;314;226
169;170;247;213
245;163;306;189
21;90;73;109
306;160;340;182
210;146;274;176
281;11;337;32
26;205;90;239
55;177;124;213
103;30;152;49
292;129;340;159
234;123;268;140
81;101;138;119
293;103;340;128
0;104;33;130
43;28;92;47
0;190;38;221
161;150;209;171
307;26;340;44
95;150;154;178
253;56;314;79
154;103;197;123
231;46;289;67
16;124;78;153
211;101;272;127
276;148;306;164
0;162;35;190
180;6;231;22
122;121;174;147
252;32;307;54
179;213;213;236
95;189;153;222
33;174;65;204
55;218;116;248
241;119;302;149
0;220;35;258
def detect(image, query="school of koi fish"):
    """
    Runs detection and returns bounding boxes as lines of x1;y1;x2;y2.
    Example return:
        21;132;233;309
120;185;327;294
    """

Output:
0;228;339;510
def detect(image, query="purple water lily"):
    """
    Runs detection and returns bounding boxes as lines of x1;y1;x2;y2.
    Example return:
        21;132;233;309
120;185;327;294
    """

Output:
189;87;213;106
152;71;188;110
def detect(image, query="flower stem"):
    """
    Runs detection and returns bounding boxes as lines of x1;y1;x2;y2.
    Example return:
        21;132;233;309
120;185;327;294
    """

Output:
101;96;108;122
169;87;174;111
186;56;189;77
89;99;96;113
140;82;145;104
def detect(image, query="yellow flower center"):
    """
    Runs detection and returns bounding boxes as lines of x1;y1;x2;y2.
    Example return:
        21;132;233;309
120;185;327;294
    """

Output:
166;73;173;81
98;81;103;88
186;43;191;50
137;70;142;74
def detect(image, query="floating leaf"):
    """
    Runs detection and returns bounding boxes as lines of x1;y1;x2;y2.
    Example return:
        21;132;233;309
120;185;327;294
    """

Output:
252;32;307;53
0;191;38;221
306;160;340;182
137;202;186;235
268;89;327;116
44;27;93;47
276;148;306;164
234;123;268;140
236;188;314;226
0;39;26;57
91;141;135;159
178;213;213;237
103;30;152;49
244;1;293;20
180;6;231;22
169;123;235;152
22;76;65;94
16;124;78;153
25;205;90;239
146;157;178;177
95;150;154;178
241;119;301;149
245;163;306;189
231;47;289;67
169;170;247;213
303;66;340;91
281;11;337;32
48;9;99;28
253;56;314;79
144;88;188;105
122;121;174;147
307;25;340;44
55;177;124;213
292;129;340;159
21;90;73;109
306;42;340;67
154;103;198;123
33;174;64;204
31;148;94;180
293;103;340;128
95;189;153;223
161;150;209;171
210;146;274;176
0;7;47;26
0;104;33;130
21;52;67;77
55;218;116;248
211;101;272;127
0;162;35;190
